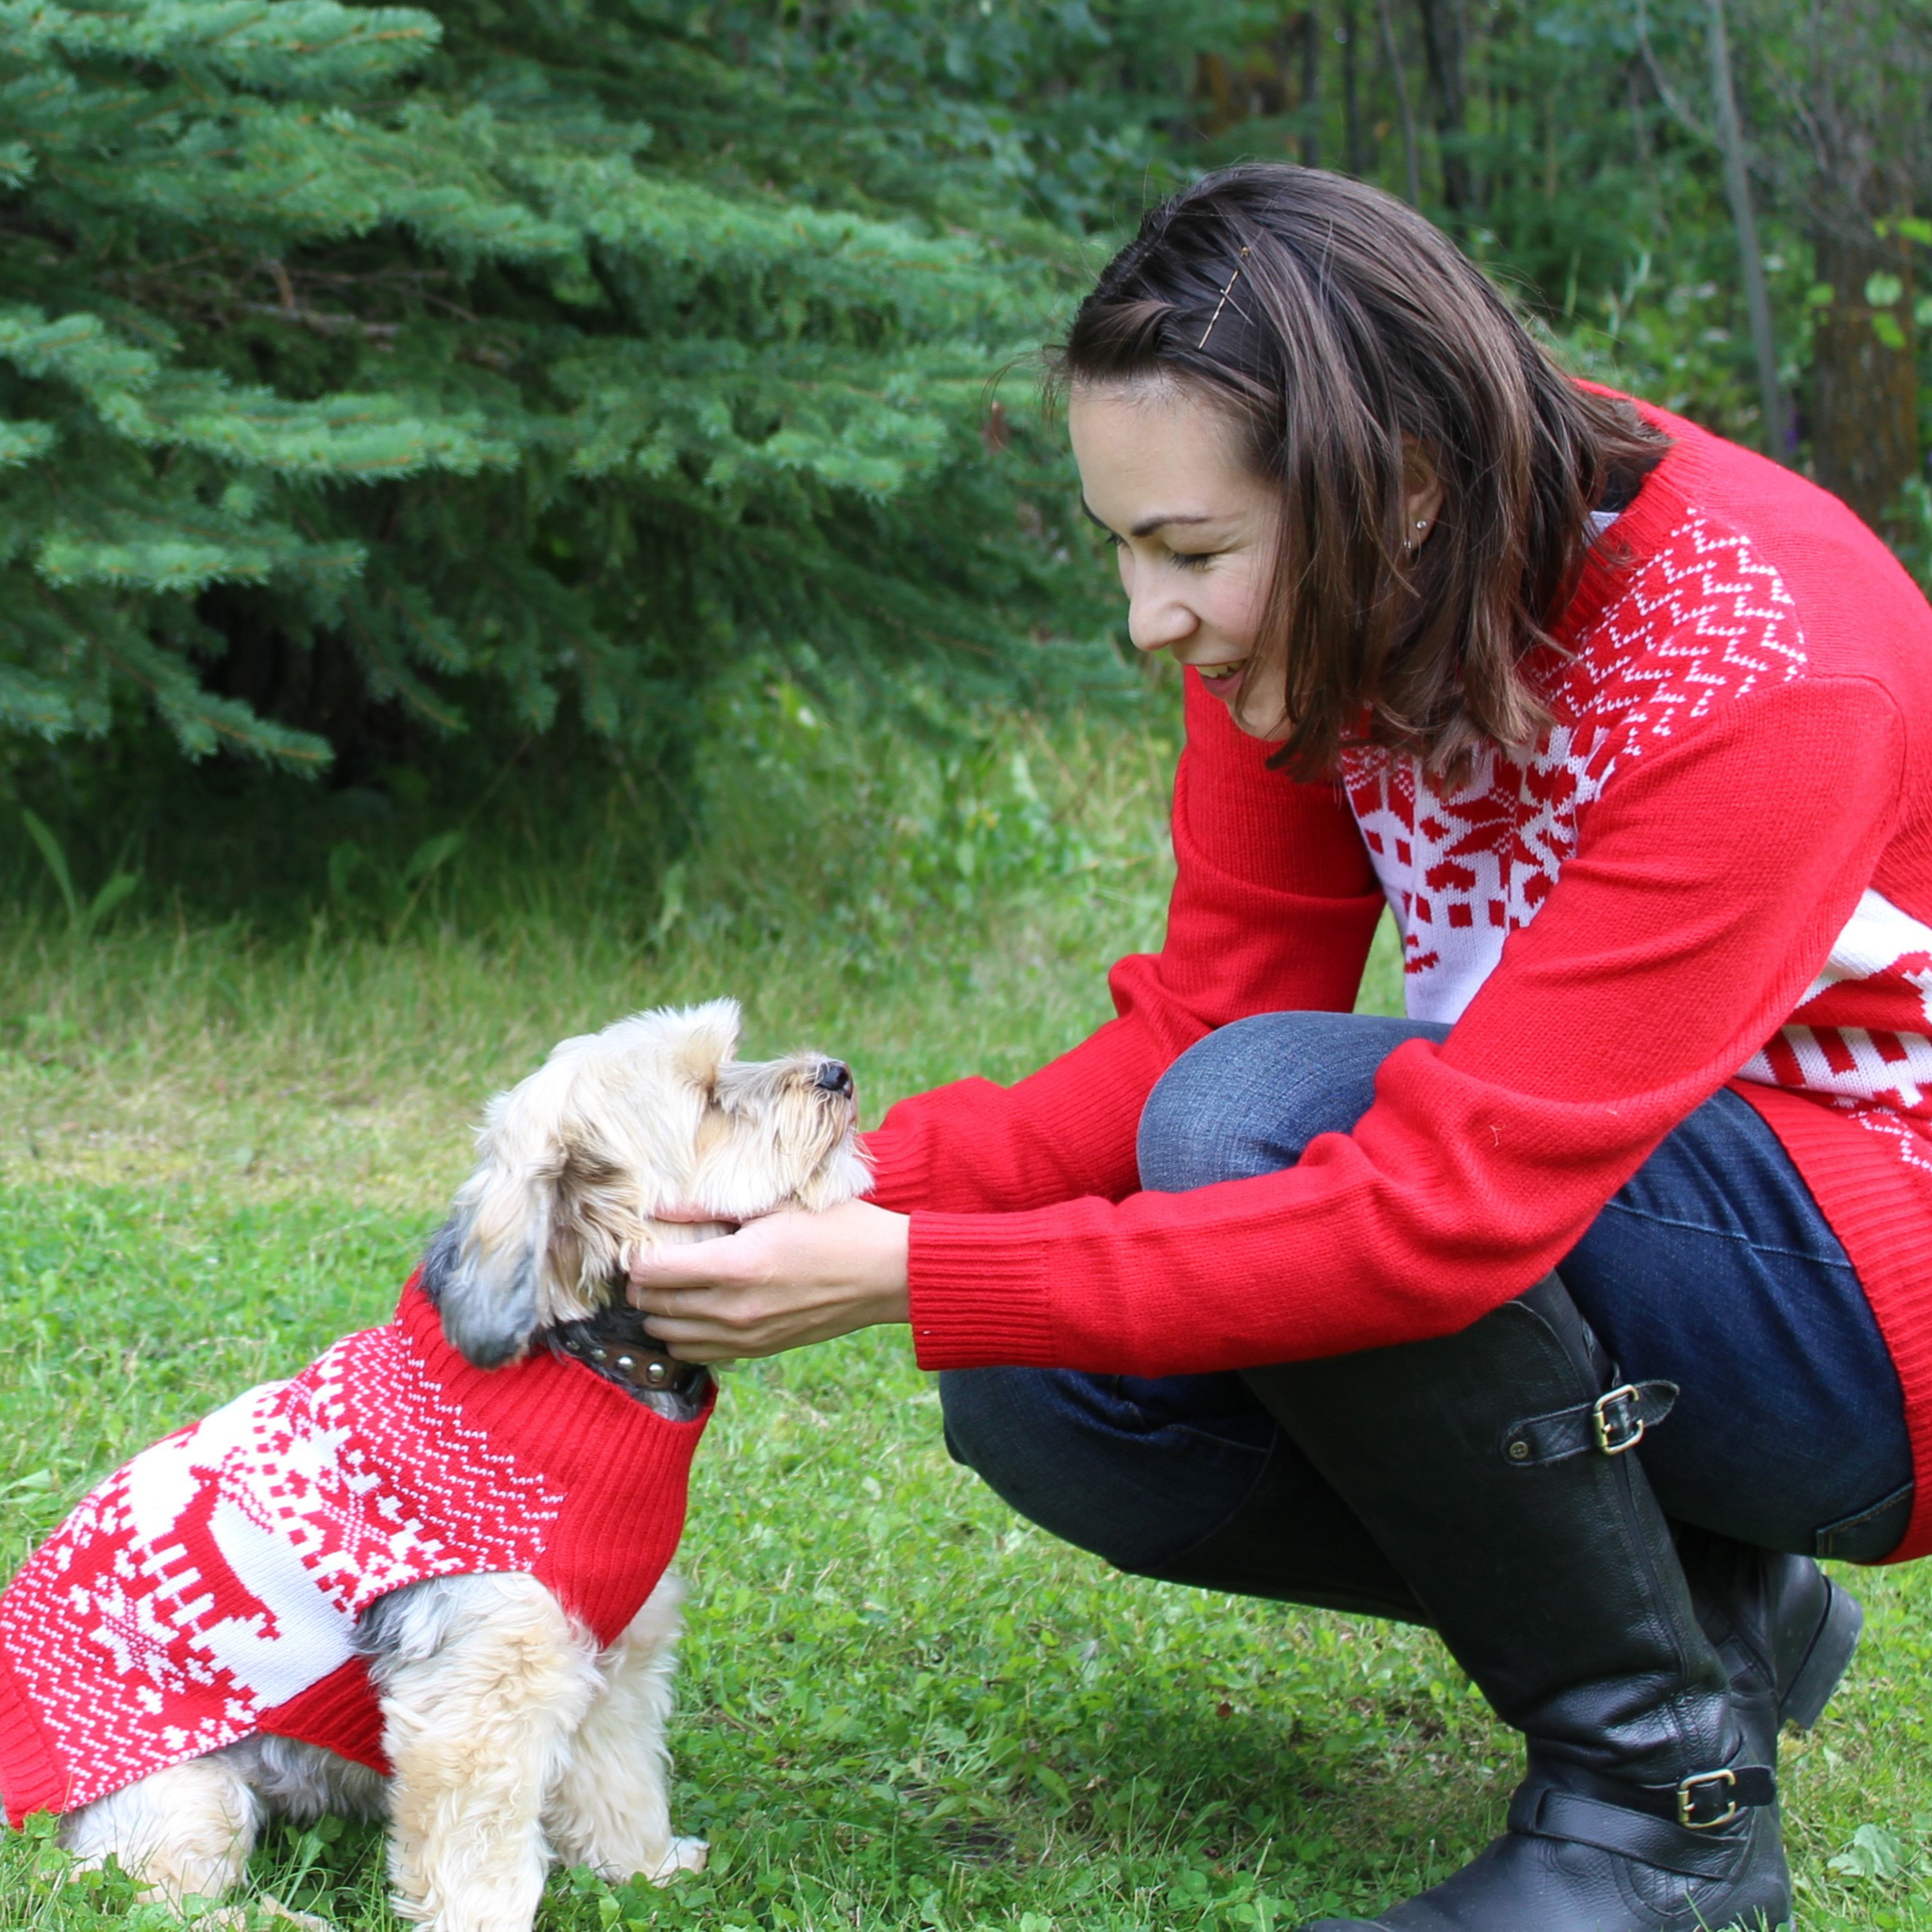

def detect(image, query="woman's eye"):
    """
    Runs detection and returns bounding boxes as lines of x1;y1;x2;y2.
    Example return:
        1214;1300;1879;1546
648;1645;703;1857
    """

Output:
1170;551;1217;571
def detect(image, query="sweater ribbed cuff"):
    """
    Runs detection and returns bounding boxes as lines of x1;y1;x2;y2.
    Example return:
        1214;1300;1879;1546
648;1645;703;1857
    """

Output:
0;1657;64;1826
907;1212;1059;1370
260;1658;387;1774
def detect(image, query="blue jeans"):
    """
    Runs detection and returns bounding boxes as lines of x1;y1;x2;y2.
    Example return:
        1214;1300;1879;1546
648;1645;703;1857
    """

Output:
942;1013;1915;1581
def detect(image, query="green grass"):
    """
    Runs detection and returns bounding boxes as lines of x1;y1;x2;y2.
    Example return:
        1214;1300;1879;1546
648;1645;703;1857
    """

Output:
1;692;1929;1929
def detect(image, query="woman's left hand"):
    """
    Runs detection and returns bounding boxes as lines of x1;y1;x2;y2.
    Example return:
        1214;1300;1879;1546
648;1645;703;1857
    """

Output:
625;1197;911;1361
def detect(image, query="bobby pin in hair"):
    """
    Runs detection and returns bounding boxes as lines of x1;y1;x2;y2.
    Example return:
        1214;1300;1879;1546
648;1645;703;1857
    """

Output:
1198;247;1252;350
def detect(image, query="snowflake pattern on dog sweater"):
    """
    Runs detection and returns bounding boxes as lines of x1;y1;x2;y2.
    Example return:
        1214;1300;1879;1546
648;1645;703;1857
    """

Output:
0;1283;711;1824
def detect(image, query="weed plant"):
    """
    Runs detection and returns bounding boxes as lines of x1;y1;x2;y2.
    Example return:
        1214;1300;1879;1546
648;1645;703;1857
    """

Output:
0;687;1927;1929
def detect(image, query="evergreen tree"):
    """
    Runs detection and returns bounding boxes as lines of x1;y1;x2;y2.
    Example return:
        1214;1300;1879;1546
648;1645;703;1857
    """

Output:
1;0;1227;783
15;0;1913;824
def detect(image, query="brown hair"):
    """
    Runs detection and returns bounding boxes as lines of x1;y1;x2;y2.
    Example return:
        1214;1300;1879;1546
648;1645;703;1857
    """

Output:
1051;164;1667;777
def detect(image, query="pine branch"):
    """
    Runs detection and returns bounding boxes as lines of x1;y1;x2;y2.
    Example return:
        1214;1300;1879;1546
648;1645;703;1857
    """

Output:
0;0;1157;774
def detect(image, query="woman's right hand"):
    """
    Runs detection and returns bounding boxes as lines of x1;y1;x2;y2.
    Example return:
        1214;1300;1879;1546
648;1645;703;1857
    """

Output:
625;1197;911;1362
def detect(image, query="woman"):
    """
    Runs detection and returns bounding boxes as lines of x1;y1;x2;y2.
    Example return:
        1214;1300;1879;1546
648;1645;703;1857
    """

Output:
630;165;1932;1931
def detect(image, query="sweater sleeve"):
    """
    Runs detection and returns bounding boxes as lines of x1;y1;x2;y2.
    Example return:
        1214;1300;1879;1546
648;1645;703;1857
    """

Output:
905;675;1908;1374
861;671;1385;1215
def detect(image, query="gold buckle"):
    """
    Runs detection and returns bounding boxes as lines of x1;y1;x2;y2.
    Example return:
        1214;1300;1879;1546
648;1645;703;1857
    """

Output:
1677;1769;1739;1829
1593;1384;1645;1456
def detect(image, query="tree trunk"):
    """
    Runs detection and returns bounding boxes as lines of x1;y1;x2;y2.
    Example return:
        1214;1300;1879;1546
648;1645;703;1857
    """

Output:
1811;216;1920;532
1377;0;1423;206
1300;5;1323;167
1415;0;1473;212
1194;51;1238;137
1704;0;1789;459
1340;0;1366;175
1625;58;1665;235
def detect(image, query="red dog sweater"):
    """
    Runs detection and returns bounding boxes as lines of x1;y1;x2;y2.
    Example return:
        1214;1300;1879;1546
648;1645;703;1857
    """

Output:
0;1283;711;1824
865;394;1932;1561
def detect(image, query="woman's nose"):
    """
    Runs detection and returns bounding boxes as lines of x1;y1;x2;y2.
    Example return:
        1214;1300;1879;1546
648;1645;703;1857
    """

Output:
1127;588;1196;655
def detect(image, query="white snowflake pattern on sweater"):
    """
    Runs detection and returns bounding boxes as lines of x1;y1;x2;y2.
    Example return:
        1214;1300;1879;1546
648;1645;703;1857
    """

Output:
1341;512;1808;1023
1341;509;1932;1156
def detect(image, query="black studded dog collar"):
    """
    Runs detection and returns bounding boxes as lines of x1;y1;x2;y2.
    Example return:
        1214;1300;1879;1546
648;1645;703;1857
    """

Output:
545;1303;710;1399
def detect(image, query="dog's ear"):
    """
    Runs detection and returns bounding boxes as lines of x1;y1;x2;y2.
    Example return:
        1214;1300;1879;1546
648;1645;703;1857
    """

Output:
418;1166;548;1369
672;998;741;1093
419;1214;465;1304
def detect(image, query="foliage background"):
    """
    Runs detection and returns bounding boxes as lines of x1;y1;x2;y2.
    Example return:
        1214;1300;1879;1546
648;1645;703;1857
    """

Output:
4;0;1931;919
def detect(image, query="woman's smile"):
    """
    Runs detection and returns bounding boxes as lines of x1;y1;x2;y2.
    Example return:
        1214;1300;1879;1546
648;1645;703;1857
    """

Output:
1191;657;1248;690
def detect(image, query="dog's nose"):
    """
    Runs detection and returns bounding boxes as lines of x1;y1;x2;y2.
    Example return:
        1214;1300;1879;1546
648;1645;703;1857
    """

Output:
814;1059;854;1097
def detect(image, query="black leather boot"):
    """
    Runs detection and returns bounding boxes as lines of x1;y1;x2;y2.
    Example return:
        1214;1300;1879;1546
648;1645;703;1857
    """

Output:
1678;1526;1862;1770
1135;1449;1863;1744
1126;1430;1427;1624
1244;1275;1789;1932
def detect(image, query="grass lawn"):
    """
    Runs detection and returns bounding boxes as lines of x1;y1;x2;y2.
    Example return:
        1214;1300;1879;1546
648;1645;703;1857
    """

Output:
1;697;1928;1929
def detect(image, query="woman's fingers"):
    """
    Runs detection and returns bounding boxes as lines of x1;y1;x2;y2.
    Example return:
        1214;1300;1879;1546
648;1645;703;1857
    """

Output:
648;1201;733;1225
625;1233;771;1362
625;1199;910;1361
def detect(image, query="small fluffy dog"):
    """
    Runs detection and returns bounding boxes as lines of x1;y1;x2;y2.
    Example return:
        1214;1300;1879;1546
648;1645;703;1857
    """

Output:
0;1000;866;1930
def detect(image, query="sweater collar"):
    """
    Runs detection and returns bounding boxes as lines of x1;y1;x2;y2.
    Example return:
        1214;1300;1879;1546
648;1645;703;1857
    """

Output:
1544;391;1706;652
393;1275;715;1491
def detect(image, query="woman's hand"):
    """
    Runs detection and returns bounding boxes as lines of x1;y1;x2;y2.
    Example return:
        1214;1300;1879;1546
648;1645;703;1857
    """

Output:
625;1198;911;1362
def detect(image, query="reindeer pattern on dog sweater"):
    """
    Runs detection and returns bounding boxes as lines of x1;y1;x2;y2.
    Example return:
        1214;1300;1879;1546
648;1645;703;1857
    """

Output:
0;1284;711;1824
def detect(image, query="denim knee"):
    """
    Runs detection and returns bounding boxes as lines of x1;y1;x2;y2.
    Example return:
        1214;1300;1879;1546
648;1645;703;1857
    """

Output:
939;1366;1150;1563
939;1365;1274;1572
940;1367;1041;1491
1137;1011;1448;1192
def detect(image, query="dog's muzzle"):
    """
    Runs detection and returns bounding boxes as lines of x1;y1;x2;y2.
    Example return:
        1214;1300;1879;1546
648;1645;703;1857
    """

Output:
547;1305;710;1400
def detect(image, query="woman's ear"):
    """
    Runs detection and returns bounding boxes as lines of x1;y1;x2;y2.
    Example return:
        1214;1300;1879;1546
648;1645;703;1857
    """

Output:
1402;441;1446;548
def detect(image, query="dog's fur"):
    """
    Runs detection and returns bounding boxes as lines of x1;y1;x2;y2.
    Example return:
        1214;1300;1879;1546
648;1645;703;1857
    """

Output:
55;1000;866;1930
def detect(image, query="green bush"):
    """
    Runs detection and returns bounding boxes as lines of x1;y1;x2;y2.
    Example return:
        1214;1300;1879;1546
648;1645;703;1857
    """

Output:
2;0;1215;786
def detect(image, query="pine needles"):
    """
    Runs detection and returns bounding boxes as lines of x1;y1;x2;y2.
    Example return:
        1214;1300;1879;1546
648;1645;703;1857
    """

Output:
0;0;1143;776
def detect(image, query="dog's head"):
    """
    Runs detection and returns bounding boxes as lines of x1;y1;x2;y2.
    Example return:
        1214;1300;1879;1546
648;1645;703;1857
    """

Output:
422;998;870;1368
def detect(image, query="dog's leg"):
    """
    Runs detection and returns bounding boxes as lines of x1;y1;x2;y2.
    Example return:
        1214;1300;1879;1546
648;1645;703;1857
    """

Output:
544;1572;708;1886
370;1573;599;1932
60;1754;266;1917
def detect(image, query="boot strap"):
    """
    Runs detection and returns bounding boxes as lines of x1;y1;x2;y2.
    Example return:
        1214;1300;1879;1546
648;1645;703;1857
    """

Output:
1635;1763;1776;1827
1512;1766;1775;1879
1500;1378;1678;1465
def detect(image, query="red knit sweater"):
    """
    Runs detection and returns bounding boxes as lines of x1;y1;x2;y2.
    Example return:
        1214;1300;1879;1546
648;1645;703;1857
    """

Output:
0;1284;710;1824
865;398;1932;1563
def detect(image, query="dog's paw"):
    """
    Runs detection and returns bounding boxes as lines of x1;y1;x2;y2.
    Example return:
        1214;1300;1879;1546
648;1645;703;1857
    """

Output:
254;1896;336;1930
646;1837;708;1884
176;1903;332;1932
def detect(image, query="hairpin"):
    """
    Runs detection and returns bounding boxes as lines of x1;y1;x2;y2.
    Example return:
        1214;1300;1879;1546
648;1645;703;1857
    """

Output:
1197;246;1252;350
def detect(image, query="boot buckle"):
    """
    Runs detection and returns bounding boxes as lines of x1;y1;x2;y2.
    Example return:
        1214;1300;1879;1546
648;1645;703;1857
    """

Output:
1676;1768;1740;1829
1592;1384;1647;1455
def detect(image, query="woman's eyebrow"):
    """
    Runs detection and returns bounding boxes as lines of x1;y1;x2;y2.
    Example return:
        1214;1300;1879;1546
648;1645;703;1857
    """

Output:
1078;497;1218;538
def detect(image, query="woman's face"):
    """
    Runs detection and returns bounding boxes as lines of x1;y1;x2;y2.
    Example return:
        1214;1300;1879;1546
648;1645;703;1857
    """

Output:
1068;379;1288;740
